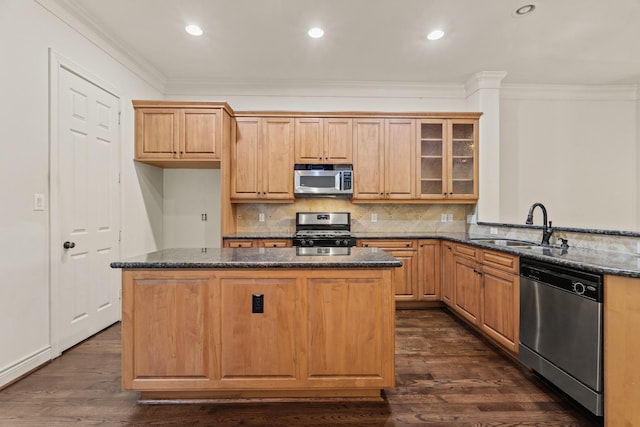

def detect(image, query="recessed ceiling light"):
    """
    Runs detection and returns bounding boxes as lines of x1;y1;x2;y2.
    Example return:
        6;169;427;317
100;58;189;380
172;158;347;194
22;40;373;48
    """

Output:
185;24;203;36
427;30;444;41
514;4;536;16
308;27;325;38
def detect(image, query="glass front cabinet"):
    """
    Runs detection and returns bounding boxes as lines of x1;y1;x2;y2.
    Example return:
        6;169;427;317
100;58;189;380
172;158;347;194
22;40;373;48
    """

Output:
418;119;478;201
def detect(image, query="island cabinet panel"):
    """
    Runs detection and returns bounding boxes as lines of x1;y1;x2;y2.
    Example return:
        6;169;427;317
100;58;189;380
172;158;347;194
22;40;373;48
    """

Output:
220;278;299;379
121;267;395;398
122;271;217;390
307;278;385;378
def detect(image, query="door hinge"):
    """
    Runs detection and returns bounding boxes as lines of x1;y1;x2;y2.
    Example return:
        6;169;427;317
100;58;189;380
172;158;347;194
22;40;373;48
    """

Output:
118;230;122;243
118;111;121;125
118;172;121;184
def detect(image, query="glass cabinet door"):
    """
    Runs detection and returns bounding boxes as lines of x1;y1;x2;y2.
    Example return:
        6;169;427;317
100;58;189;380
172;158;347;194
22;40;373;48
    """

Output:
418;119;478;200
419;121;446;198
450;122;476;197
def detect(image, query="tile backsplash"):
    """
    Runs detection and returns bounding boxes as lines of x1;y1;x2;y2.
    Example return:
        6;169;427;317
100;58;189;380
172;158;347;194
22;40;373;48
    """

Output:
236;200;475;234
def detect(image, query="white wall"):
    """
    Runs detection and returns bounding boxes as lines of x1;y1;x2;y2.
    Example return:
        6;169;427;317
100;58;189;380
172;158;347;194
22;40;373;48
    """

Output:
0;0;163;387
163;169;221;248
499;86;638;231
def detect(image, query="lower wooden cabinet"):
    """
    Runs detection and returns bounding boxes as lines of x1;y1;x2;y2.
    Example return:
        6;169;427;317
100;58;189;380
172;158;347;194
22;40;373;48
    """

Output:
480;264;519;353
446;242;520;354
453;253;482;325
441;242;455;306
418;240;440;301
121;268;395;396
358;240;418;301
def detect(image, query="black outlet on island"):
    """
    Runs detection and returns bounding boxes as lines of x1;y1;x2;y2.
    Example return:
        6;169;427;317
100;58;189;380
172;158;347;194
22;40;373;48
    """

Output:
252;294;264;314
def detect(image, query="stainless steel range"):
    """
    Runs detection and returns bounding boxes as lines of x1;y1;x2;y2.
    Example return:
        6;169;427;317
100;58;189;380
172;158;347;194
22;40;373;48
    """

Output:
293;212;356;255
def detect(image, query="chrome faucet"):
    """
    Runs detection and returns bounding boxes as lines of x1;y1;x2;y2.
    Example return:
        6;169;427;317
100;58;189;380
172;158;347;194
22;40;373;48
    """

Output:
525;202;553;245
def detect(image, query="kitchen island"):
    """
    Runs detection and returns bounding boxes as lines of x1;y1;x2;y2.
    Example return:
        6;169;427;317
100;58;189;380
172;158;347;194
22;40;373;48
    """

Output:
111;247;401;400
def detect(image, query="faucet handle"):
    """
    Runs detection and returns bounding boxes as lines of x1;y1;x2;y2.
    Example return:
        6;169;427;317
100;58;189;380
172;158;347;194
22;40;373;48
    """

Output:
548;220;552;228
558;237;569;248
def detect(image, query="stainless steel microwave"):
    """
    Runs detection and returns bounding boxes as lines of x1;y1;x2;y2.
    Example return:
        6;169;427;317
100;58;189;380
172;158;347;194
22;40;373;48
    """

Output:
294;164;353;197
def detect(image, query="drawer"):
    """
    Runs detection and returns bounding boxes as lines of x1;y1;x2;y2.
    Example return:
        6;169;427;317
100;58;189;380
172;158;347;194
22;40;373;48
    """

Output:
261;239;292;248
454;243;480;260
482;249;519;273
224;239;256;248
358;240;417;250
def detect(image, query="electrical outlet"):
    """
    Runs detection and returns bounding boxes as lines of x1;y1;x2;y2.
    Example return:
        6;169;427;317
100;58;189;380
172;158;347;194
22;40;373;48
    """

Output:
467;215;477;224
258;213;265;222
441;214;447;222
252;294;264;314
371;213;377;222
490;227;498;235
447;213;453;222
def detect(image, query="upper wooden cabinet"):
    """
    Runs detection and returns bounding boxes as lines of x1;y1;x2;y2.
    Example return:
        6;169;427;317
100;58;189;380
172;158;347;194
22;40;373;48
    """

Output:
294;117;352;164
418;118;479;201
133;101;233;168
352;118;416;200
231;117;294;202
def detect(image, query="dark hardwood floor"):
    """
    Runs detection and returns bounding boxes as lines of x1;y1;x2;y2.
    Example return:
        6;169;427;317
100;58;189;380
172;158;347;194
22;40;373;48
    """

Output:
0;309;603;426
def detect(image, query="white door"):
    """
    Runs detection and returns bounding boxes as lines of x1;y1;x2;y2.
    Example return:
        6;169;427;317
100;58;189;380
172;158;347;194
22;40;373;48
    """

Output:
55;65;120;352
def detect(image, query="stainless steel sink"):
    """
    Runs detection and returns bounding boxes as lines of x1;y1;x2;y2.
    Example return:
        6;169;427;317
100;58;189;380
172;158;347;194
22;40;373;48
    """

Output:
470;238;540;248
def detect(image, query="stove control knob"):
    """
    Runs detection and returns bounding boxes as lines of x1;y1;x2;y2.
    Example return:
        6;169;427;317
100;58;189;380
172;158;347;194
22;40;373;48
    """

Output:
306;239;314;247
342;240;349;246
335;239;341;246
572;281;586;295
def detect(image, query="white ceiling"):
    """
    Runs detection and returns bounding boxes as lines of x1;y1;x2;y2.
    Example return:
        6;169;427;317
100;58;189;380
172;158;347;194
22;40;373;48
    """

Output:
59;0;640;89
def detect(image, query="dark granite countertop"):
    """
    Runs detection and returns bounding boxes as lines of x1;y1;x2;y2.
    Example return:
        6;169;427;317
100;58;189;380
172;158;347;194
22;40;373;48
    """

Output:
111;247;403;269
221;232;640;278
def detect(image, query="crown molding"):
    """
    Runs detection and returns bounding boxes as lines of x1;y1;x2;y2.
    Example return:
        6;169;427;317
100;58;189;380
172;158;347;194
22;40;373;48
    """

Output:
35;0;166;92
465;71;508;97
164;79;468;99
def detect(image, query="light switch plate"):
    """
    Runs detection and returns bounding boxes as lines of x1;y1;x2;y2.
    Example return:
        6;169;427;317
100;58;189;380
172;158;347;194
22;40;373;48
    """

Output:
371;213;377;222
33;193;45;211
258;213;265;222
440;214;447;222
447;214;453;222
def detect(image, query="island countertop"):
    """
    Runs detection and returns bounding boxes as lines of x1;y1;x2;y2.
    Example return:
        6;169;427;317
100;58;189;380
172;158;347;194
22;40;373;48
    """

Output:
110;247;403;269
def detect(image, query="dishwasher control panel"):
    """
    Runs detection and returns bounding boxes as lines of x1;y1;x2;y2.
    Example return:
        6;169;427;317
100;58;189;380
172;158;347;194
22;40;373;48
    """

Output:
520;259;603;302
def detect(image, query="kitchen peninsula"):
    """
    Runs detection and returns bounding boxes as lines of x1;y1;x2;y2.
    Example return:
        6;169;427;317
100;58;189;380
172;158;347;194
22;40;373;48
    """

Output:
111;247;401;400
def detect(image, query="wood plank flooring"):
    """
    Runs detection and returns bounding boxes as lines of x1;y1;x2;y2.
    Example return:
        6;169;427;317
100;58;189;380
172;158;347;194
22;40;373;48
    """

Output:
0;308;603;426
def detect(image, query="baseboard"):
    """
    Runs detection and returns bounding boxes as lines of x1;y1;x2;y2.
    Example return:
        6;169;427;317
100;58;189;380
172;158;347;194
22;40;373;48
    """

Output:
0;346;52;390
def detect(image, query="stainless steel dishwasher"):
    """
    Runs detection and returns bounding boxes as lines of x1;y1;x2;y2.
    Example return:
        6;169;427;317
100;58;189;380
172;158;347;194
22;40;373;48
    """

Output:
519;258;603;416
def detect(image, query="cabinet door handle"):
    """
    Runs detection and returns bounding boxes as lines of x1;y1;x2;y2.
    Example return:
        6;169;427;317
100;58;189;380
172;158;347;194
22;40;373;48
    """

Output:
63;241;76;249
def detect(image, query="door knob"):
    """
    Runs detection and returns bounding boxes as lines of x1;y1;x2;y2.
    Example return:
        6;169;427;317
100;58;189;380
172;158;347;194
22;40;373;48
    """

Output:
63;241;76;249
